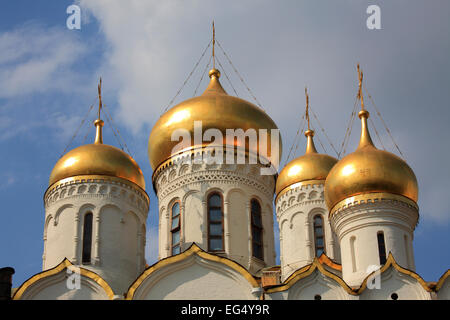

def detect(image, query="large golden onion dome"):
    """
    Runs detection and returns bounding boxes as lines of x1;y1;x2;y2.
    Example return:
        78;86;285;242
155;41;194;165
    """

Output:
49;117;145;190
276;129;337;200
148;68;281;175
324;109;418;215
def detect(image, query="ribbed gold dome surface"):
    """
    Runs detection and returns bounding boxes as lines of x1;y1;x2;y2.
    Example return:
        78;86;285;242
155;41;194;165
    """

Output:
49;120;145;190
324;110;418;213
276;130;337;198
148;69;281;173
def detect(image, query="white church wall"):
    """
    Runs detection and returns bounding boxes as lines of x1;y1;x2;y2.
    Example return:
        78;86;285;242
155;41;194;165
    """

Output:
359;267;431;300
436;273;450;300
183;191;205;250
331;199;418;287
153;154;276;274
43;178;149;296
285;270;353;300
276;182;340;281
227;189;250;268
265;269;356;300
44;204;76;269
128;248;260;300
14;261;114;300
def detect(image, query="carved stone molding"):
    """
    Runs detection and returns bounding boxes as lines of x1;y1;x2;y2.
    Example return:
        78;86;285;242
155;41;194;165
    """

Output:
45;178;149;213
156;163;275;200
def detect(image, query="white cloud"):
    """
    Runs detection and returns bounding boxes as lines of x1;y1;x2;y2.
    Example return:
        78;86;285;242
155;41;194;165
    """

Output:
0;23;87;98
79;0;259;134
78;0;450;227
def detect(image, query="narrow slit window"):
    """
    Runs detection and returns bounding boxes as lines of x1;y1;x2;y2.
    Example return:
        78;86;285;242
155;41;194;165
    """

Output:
377;232;387;265
251;199;264;260
313;215;325;257
171;201;181;255
207;193;223;252
82;212;93;264
350;236;357;272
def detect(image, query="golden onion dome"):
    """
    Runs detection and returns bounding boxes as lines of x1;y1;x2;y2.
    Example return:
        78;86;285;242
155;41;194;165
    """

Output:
276;129;337;200
49;119;145;190
324;109;418;215
148;68;282;175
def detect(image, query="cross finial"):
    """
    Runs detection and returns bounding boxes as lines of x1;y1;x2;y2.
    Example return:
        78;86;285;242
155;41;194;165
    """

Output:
305;87;310;130
94;77;104;144
357;64;365;111
212;21;216;69
97;77;103;120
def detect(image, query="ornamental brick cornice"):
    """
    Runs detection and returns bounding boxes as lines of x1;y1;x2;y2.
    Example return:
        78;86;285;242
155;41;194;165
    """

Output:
44;177;149;213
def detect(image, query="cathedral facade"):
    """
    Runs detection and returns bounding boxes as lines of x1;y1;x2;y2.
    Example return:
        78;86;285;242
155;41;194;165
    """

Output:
9;63;450;300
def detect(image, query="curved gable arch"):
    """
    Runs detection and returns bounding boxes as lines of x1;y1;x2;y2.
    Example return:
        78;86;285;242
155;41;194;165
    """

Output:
126;243;259;300
357;253;433;297
13;258;115;300
266;258;356;297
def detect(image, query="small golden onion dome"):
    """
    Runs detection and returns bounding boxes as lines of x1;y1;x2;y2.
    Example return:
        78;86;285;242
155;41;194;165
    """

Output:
276;129;337;199
324;110;418;214
49;119;145;190
148;68;281;174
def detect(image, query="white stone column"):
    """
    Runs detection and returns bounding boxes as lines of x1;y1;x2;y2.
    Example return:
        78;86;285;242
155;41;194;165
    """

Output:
93;212;100;265
246;201;252;270
202;200;208;251
224;200;230;254
73;212;80;264
331;199;418;287
165;210;170;257
180;203;186;252
305;220;312;261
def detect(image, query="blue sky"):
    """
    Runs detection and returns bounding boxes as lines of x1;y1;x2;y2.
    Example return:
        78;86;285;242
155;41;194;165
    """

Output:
0;0;449;288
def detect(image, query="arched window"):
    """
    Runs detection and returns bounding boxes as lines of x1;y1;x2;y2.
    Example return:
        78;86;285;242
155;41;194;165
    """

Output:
82;212;93;264
251;199;264;260
313;214;325;257
171;201;181;255
207;193;223;252
377;231;387;265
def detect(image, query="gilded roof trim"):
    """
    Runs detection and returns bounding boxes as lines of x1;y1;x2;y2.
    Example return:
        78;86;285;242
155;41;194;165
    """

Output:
12;258;115;300
126;243;259;300
433;269;449;292
317;254;343;271
265;257;356;295
356;252;432;294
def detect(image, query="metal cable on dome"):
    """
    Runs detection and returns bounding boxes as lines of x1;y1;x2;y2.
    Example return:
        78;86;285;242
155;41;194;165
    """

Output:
339;98;358;158
81;123;94;145
161;39;212;116
284;114;306;166
309;105;339;157
292;118;307;158
363;84;405;158
215;55;239;97
59;98;96;158
102;103;132;156
193;54;213;97
369;117;386;150
216;40;264;110
103;105;133;158
314;126;328;154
